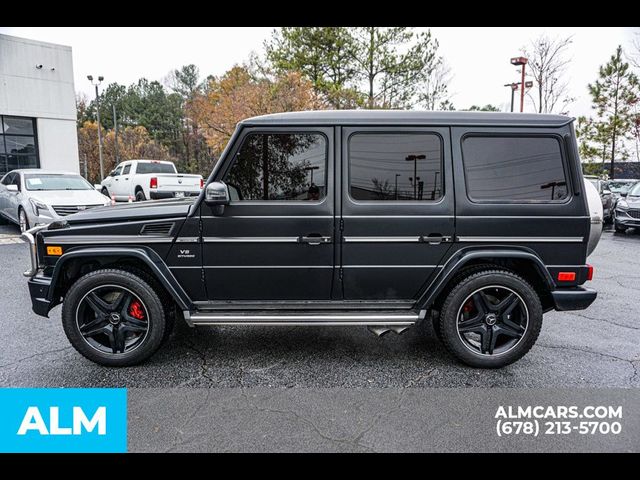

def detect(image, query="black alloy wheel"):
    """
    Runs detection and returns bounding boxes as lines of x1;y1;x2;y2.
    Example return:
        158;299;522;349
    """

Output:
455;285;528;356
76;285;150;355
62;269;167;366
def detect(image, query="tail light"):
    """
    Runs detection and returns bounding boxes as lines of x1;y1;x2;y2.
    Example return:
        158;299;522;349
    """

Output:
150;177;158;189
587;264;594;281
200;178;204;189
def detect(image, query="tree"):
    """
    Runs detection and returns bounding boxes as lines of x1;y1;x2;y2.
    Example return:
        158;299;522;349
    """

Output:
466;104;501;112
349;27;439;109
265;27;361;109
189;66;322;161
77;121;171;184
523;35;573;114
420;58;453;110
576;116;611;164
587;46;640;178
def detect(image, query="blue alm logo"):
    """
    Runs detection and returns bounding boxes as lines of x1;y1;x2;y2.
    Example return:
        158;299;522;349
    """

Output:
0;388;127;453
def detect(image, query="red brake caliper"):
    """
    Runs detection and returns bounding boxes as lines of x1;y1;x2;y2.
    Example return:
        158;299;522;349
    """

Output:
129;299;145;320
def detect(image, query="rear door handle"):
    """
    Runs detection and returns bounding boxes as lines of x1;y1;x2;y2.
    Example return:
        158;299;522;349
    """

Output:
421;234;452;245
299;235;332;245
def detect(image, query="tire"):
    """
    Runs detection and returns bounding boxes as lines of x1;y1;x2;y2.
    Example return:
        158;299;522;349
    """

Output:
135;190;146;202
18;207;29;233
431;263;498;340
437;269;543;368
614;222;626;234
61;269;167;366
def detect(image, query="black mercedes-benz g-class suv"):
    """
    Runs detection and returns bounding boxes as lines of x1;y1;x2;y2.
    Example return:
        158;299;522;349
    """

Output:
22;111;601;368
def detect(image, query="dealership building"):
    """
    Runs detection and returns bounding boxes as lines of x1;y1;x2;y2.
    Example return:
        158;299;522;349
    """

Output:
0;34;79;177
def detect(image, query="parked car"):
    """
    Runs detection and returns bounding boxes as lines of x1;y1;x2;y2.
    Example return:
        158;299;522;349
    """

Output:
613;181;640;233
0;170;110;232
584;176;614;224
22;111;601;368
100;160;203;202
605;179;638;200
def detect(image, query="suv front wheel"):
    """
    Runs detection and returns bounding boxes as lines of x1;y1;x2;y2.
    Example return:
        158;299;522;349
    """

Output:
61;269;167;366
437;269;543;368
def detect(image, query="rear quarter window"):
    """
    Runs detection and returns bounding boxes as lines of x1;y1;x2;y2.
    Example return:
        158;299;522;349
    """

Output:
462;135;569;203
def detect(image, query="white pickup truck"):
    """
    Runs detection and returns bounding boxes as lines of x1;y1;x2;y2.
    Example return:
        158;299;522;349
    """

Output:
100;160;203;202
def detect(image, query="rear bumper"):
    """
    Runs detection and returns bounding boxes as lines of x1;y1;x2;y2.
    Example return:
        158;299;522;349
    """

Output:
552;287;597;311
150;191;200;200
28;275;53;317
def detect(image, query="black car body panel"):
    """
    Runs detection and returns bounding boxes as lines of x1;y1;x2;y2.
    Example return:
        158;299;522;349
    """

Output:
23;111;597;320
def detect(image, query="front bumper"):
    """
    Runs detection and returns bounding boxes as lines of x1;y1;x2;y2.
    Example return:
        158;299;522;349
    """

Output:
28;275;53;317
552;287;597;311
615;210;640;227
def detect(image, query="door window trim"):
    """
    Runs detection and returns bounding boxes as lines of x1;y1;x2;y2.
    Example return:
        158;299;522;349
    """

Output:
216;128;331;206
460;132;572;205
345;130;446;206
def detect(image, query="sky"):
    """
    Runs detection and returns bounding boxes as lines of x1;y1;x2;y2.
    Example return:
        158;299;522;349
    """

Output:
1;27;638;118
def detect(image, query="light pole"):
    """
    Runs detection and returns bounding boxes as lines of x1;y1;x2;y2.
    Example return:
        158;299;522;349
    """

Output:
504;82;518;112
510;57;528;113
394;174;400;200
304;165;319;185
88;75;105;181
113;103;119;164
405;154;426;199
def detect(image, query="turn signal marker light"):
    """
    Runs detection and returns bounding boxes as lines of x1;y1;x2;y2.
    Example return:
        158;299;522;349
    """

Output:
586;264;594;281
46;246;63;256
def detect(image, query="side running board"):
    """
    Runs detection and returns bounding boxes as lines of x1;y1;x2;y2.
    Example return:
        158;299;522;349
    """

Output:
183;310;423;327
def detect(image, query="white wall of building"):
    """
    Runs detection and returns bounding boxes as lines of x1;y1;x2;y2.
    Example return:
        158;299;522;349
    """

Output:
0;34;78;173
36;118;80;173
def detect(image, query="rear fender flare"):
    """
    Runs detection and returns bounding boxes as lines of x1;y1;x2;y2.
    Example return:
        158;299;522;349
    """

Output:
416;247;555;310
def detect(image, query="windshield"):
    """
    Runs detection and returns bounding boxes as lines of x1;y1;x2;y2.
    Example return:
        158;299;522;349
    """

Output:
136;162;176;174
24;174;93;191
608;181;637;194
628;183;640;196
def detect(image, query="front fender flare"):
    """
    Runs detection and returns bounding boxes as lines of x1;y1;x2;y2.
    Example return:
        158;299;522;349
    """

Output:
47;246;192;311
416;247;555;310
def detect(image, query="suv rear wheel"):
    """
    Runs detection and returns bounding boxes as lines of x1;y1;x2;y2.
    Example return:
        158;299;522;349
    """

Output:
437;269;543;368
61;269;167;366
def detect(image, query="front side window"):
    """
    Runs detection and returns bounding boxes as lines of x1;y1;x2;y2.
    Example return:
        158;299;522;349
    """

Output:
122;164;131;175
349;133;443;201
462;135;569;202
224;132;327;201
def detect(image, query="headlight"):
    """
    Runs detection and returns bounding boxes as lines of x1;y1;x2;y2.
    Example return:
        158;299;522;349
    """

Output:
29;198;48;216
617;200;629;210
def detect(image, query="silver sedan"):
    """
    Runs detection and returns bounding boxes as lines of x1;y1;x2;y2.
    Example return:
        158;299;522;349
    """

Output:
0;169;111;232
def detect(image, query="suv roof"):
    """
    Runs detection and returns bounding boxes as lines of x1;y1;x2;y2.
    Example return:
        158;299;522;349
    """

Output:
241;110;573;127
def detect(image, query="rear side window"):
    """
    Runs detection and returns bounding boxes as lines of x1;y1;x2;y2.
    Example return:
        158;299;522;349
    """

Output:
349;133;443;201
462;135;568;202
136;162;176;174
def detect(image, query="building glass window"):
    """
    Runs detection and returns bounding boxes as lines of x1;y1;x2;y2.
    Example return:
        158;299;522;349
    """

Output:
0;115;39;176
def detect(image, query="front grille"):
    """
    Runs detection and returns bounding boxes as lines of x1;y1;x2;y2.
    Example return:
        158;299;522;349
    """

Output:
52;205;101;216
140;223;174;236
627;209;640;219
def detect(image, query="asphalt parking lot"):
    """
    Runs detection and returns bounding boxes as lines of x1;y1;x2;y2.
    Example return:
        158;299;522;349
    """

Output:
1;222;639;389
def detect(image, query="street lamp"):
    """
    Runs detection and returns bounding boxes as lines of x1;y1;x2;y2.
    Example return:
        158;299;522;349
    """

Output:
87;75;105;181
405;154;426;199
503;82;519;112
304;165;319;185
394;174;401;200
510;57;528;113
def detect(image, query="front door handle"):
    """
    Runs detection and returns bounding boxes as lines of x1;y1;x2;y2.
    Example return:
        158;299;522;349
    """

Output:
299;235;331;245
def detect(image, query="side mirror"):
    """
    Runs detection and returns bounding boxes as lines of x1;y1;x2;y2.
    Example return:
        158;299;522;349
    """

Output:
204;181;230;215
6;184;18;192
621;192;628;198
